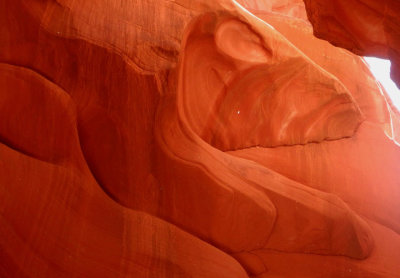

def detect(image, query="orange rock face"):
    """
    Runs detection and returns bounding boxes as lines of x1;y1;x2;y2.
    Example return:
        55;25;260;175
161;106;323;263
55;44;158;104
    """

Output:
0;0;399;277
303;0;400;88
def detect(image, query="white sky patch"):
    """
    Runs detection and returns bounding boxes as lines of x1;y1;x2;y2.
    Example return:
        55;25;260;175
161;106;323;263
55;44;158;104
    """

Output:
364;57;400;110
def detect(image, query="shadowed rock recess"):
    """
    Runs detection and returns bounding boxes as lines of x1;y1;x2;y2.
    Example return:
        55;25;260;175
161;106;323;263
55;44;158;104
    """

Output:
0;0;399;277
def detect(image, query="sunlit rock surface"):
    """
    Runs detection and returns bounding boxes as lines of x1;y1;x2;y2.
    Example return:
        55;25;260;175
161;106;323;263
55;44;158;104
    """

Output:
303;0;400;88
0;0;399;277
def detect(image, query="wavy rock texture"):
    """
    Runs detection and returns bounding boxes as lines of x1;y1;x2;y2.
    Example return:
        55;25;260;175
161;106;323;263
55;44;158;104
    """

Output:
0;0;399;277
303;0;400;88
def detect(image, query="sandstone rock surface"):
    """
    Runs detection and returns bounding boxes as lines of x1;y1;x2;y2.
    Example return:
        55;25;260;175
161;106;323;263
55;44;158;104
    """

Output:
0;0;399;277
303;0;400;88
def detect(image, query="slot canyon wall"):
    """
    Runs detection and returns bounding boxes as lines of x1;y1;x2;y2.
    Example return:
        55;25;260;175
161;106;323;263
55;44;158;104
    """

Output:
303;0;400;89
0;0;399;277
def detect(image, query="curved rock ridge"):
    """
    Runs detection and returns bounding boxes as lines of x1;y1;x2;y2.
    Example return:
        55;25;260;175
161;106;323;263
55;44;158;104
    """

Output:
0;62;248;278
0;0;399;277
303;0;400;88
181;14;363;151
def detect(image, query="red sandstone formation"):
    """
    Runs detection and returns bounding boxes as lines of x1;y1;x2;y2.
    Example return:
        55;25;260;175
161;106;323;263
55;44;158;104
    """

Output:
303;0;400;88
0;0;399;277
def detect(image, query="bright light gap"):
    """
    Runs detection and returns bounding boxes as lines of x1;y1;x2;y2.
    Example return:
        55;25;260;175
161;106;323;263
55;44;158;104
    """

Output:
364;57;400;111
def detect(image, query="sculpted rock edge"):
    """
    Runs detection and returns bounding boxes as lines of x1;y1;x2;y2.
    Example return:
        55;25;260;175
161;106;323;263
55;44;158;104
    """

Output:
303;0;400;88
